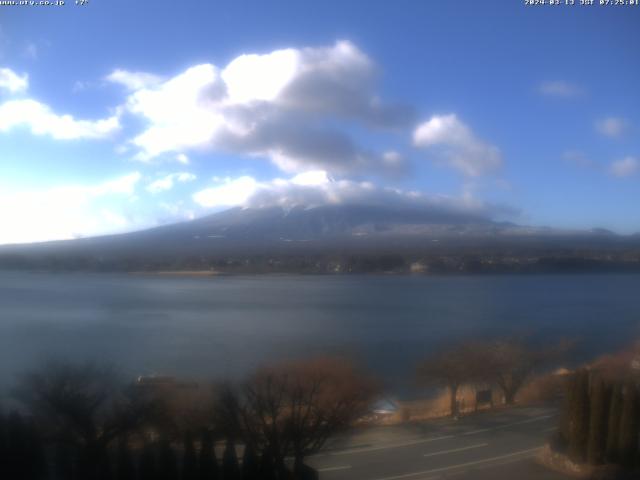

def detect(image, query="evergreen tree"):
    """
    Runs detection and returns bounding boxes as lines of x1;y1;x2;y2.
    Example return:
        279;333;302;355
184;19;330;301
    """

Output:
587;377;609;465
7;411;29;480
222;440;241;480
257;447;277;480
559;378;572;449
0;412;6;479
5;413;47;480
26;418;47;480
606;383;623;463
567;370;590;463
618;382;639;468
159;436;179;480
97;449;113;480
115;437;136;480
54;443;75;480
138;442;157;480
240;443;260;480
182;432;198;480
198;431;218;480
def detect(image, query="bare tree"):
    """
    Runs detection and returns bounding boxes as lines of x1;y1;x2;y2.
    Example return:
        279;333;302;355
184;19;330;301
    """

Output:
16;361;157;480
222;357;377;477
417;342;487;417
483;338;571;405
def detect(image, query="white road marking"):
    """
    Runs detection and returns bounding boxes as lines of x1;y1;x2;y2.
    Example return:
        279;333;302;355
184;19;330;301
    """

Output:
376;454;542;480
423;443;488;458
445;454;540;477
371;446;543;480
326;435;455;456
461;414;555;436
321;413;554;457
317;465;352;472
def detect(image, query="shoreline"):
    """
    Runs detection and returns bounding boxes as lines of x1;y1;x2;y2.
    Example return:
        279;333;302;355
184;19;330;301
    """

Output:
129;270;223;277
3;268;640;278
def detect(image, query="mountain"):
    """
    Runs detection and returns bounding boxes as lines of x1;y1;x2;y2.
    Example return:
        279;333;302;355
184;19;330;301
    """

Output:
1;205;639;273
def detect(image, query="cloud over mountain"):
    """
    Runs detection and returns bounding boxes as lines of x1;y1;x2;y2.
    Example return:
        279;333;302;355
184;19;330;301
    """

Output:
413;114;502;177
122;41;413;175
192;170;514;221
146;172;197;194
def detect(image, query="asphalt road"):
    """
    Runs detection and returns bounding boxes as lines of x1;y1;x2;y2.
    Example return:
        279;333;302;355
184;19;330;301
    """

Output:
308;406;568;480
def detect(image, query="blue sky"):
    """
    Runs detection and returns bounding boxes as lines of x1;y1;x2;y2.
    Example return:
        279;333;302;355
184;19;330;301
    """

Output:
0;0;638;244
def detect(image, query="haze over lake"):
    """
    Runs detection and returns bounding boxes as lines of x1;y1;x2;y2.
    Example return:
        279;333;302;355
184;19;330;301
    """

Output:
1;271;639;398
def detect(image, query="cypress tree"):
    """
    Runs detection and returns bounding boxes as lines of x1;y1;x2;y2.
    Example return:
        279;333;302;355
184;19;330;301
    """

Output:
6;413;47;480
198;431;218;480
257;447;277;480
7;411;29;480
24;418;47;480
54;443;75;480
182;432;198;480
222;440;241;480
606;383;623;463
115;437;136;480
158;436;179;480
240;443;260;480
568;370;590;463
587;377;609;465
0;412;6;479
96;449;113;480
618;382;640;468
558;370;576;451
138;442;157;480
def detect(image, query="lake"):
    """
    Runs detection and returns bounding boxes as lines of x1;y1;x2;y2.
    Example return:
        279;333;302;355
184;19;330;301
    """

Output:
1;271;639;398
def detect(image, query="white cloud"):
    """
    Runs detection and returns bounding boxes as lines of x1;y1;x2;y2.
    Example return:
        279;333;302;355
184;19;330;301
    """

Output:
176;153;190;164
193;176;259;207
159;201;196;222
222;48;299;104
413;114;502;177
0;67;28;93
0;99;120;139
146;171;197;193
289;170;332;186
220;41;408;124
382;151;403;167
595;117;628;138
106;69;163;91
0;172;141;244
95;172;142;195
610;156;639;178
192;170;510;222
121;41;411;174
538;80;584;98
126;64;228;160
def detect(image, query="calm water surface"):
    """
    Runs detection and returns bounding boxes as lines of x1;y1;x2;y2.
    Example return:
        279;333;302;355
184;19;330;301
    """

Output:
1;272;639;397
